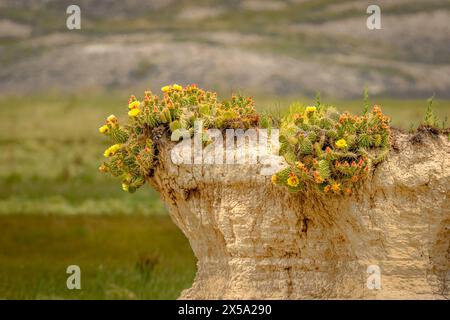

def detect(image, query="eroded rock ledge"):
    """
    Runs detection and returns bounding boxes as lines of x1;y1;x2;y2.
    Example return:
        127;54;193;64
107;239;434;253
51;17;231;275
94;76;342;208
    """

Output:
149;131;450;299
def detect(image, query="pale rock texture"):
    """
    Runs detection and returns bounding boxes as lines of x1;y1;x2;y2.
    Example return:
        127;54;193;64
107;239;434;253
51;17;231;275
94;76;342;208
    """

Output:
149;131;450;299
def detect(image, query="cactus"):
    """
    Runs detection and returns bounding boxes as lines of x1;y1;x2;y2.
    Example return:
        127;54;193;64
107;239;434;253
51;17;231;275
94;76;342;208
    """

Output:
326;129;338;140
307;131;317;143
274;101;391;195
345;134;356;148
198;104;211;116
283;150;298;165
318;160;331;179
109;127;129;144
373;134;382;147
299;136;313;155
359;133;372;148
319;117;333;129
143;112;159;128
275;167;291;184
159;107;172;123
99;85;391;195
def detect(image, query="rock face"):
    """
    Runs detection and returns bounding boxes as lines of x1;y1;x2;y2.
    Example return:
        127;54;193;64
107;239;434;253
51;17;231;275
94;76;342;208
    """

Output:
149;131;450;299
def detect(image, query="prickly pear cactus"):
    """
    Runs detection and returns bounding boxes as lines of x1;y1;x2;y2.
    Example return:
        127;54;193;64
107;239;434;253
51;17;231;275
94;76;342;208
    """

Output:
98;84;391;196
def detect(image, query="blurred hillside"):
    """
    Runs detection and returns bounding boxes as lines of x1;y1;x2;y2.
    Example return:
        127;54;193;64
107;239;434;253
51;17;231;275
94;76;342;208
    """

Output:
1;0;450;98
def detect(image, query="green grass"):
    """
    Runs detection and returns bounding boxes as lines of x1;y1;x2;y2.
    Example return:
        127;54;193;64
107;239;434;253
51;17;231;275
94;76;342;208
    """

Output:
0;214;196;299
0;92;448;299
256;96;450;129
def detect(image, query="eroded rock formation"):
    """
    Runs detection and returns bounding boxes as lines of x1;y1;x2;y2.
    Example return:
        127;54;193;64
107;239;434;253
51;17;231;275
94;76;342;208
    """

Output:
149;130;450;299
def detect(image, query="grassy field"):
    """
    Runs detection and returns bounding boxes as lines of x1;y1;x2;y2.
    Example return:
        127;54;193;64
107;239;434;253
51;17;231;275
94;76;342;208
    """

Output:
0;214;196;299
0;92;449;299
257;96;450;130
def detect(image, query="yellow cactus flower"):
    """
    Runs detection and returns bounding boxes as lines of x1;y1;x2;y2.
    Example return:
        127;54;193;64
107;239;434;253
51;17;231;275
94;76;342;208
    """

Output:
99;125;109;134
172;84;182;91
287;174;300;187
305;106;317;113
161;85;171;92
128;108;140;117
103;144;121;157
335;139;347;149
331;182;341;192
324;185;331;193
122;182;129;192
271;175;278;184
128;100;140;110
